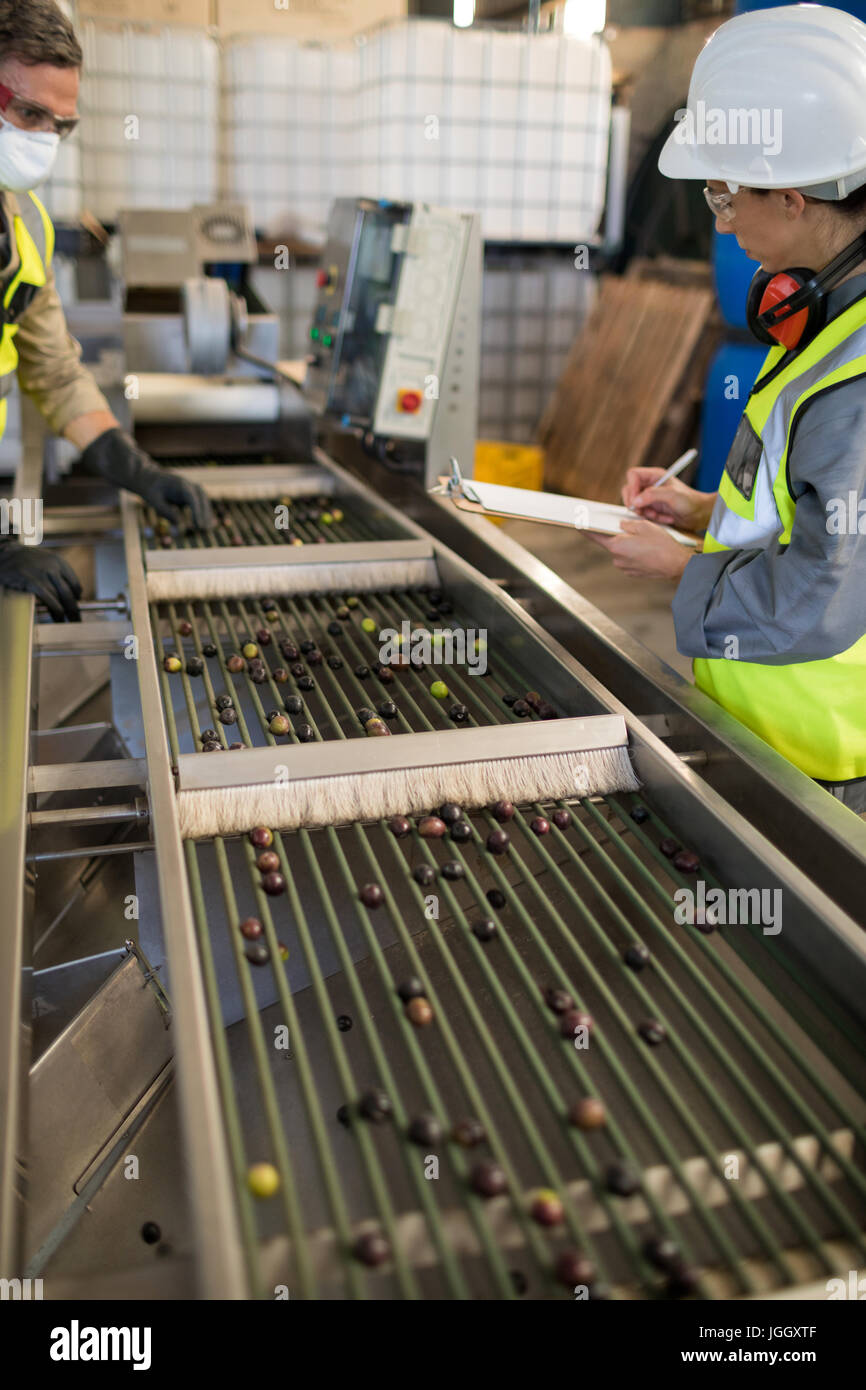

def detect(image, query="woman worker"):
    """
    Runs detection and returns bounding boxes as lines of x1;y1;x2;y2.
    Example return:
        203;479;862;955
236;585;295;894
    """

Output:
592;4;866;814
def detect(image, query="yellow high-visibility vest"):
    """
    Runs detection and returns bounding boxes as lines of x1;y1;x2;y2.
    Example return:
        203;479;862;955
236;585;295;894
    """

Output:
0;191;54;439
694;293;866;781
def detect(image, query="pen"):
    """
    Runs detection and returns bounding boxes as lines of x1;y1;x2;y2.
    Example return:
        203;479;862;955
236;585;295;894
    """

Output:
650;447;698;489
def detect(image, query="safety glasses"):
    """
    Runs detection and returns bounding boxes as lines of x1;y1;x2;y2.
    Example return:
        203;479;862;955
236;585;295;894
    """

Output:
703;185;738;223
0;83;78;140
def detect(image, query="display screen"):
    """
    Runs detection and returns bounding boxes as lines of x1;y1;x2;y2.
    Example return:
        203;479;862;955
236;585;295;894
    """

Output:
327;207;408;422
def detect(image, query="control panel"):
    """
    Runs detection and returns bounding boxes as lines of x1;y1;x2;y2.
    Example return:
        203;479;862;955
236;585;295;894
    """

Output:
304;198;481;487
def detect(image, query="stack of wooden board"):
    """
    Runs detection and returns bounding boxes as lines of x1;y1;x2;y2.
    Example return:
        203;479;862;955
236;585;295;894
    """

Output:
539;270;717;503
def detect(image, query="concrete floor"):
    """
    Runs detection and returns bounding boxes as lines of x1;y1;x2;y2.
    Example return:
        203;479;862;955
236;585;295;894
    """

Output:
497;518;693;681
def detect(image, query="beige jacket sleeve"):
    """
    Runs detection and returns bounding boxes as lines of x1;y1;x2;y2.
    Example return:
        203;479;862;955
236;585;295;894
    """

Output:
13;262;112;436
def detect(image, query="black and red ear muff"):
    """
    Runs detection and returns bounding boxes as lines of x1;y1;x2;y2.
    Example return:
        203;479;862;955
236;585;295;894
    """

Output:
746;268;818;349
745;230;866;352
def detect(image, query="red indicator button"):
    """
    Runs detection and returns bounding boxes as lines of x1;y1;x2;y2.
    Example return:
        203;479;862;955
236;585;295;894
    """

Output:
316;269;330;288
397;390;422;414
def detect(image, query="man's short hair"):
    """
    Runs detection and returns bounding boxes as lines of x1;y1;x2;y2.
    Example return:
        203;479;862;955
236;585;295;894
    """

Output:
0;0;82;69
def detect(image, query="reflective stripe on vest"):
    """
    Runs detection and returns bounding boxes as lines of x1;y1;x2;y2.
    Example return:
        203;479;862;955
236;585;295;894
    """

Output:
0;192;54;438
694;292;866;782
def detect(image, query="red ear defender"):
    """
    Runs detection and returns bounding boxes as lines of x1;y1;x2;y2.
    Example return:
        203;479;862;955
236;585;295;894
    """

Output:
756;272;811;349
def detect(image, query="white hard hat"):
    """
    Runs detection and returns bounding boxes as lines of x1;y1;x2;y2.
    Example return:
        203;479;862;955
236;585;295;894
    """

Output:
658;4;866;199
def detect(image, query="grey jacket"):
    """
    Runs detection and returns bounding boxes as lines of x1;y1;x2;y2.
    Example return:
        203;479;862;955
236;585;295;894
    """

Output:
673;273;866;667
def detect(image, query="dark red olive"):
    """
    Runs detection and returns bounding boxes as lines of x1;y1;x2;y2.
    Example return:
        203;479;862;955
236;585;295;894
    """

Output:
552;809;571;830
673;849;700;873
544;986;574;1015
178;619;193;636
512;700;530;718
568;1097;606;1130
486;829;510;855
554;1249;596;1288
249;826;273;848
359;883;384;909
412;863;436;887
491;800;514;822
470;1161;508;1198
261;872;286;896
472;918;497;942
408;1114;443;1146
529;1189;564;1227
624;942;650;971
606;1161;640;1196
218;707;237;725
440;861;464;881
202;642;217;658
660;838;680;858
239;917;263;939
560;1008;593;1039
359;1089;392;1123
487;888;506;910
643;1235;682;1271
353;1232;390;1267
639;1019;666;1045
280;643;299;662
439;802;462;824
451;820;472;842
244;940;270;966
452;1117;485;1148
389;815;412;837
418;816;447;839
256;851;280;873
396;977;425;1002
530;816;550;836
296;723;315;741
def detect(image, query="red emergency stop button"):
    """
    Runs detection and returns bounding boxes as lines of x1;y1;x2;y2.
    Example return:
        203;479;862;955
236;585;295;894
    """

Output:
316;269;330;288
397;389;422;414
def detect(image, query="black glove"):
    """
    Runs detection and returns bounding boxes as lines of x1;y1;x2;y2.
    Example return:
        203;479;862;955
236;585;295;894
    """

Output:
80;428;215;531
0;539;82;621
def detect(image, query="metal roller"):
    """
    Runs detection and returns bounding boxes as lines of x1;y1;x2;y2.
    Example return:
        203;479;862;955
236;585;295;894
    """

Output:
182;275;232;375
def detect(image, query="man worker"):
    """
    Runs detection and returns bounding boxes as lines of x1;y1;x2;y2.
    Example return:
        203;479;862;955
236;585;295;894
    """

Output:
591;5;866;814
0;0;212;622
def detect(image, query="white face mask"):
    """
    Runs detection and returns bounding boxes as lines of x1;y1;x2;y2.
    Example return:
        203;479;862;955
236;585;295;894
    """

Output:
0;115;59;191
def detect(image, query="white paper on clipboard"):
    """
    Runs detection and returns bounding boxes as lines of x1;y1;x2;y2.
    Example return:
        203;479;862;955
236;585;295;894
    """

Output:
460;479;698;547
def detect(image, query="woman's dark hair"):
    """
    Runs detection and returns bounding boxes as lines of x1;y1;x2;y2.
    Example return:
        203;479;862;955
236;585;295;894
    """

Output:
750;183;866;217
0;0;82;68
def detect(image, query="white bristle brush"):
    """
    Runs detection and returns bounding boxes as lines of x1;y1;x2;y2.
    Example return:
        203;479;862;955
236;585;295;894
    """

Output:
173;717;639;839
145;540;439;603
165;464;338;501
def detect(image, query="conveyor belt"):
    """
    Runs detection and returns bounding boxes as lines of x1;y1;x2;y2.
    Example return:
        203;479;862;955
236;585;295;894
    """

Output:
122;468;866;1300
150;583;579;758
182;792;866;1299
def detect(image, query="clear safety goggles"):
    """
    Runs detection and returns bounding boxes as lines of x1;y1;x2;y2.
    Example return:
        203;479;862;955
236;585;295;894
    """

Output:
703;185;739;223
0;83;79;140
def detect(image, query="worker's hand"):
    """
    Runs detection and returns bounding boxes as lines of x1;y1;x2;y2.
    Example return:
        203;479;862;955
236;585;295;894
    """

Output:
0;540;82;621
79;428;215;531
585;518;694;581
622;467;715;532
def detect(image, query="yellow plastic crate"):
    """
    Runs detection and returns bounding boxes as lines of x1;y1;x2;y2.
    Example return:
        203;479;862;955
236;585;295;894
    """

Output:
472;441;544;524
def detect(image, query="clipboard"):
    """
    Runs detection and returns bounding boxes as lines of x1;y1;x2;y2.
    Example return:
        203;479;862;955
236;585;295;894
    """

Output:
433;462;699;548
